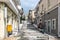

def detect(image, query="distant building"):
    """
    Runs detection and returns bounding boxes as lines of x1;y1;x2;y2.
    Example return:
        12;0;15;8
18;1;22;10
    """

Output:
28;10;32;21
28;10;35;23
34;1;40;25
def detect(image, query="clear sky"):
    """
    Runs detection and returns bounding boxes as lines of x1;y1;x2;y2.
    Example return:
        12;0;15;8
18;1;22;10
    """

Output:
20;0;40;15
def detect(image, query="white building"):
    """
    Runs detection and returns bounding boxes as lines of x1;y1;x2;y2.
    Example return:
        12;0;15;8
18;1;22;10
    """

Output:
0;0;21;39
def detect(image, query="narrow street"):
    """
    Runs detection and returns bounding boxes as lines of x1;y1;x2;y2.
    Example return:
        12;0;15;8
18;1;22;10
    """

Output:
4;20;60;40
1;0;60;40
20;21;49;40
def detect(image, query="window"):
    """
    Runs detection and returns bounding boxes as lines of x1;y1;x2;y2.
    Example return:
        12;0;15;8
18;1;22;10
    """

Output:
48;20;51;33
45;20;48;32
39;1;40;4
42;4;44;11
52;19;56;30
37;7;39;11
41;13;43;15
48;0;50;7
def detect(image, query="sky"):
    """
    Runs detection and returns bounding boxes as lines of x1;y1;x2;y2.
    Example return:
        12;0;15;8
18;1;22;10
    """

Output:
20;0;40;15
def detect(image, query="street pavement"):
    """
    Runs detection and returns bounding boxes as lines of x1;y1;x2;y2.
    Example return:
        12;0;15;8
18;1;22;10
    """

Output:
33;23;60;40
3;36;16;40
20;21;49;40
3;20;60;40
20;21;60;40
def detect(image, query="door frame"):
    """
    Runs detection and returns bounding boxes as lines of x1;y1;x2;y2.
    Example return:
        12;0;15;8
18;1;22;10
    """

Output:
45;20;48;32
47;20;51;33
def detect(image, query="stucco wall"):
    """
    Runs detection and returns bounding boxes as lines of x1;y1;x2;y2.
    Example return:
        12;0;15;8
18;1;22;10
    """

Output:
0;3;5;39
39;0;58;16
41;7;58;35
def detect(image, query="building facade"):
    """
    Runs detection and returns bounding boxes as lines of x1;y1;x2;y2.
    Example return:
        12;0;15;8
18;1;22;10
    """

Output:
28;10;35;23
28;10;32;22
0;0;21;39
37;0;60;37
34;1;40;25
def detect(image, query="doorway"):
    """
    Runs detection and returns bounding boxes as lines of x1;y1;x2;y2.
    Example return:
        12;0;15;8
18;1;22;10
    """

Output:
47;20;51;33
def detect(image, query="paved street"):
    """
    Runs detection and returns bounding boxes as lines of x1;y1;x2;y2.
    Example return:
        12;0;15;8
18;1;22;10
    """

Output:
20;21;49;40
19;21;60;40
3;36;16;40
3;21;60;40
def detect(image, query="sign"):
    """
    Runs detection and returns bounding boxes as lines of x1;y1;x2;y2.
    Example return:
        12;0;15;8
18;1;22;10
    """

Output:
7;25;12;32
